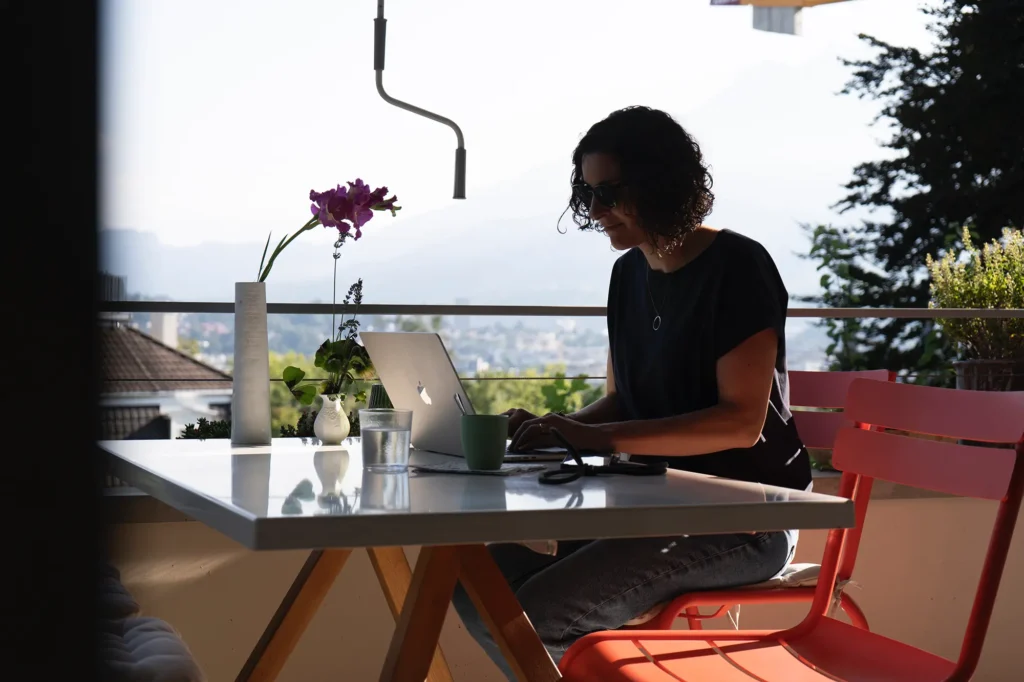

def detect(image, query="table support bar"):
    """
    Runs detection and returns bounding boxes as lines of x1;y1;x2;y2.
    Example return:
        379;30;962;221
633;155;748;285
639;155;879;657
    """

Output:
236;549;352;682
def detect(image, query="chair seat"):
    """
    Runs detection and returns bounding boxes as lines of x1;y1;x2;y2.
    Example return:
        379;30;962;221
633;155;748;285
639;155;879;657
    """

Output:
562;617;955;682
623;563;823;626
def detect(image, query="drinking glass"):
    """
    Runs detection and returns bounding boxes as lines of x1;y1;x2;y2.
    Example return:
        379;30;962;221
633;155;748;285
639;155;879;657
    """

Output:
359;408;413;472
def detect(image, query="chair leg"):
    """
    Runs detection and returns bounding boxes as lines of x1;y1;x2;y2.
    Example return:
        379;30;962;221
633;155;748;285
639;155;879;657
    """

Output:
684;606;703;630
840;592;870;630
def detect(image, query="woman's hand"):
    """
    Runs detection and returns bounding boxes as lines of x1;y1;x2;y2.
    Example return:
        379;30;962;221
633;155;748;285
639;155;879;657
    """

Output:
508;412;613;454
501;408;539;438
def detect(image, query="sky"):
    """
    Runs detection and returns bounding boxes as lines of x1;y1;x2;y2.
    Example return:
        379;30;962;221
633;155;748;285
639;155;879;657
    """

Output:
100;0;939;302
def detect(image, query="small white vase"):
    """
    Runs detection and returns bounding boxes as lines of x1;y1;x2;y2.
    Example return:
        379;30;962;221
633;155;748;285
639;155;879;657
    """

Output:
313;448;350;496
314;394;350;445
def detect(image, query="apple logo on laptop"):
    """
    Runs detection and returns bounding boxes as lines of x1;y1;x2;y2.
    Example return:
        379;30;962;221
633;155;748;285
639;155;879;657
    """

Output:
417;381;432;406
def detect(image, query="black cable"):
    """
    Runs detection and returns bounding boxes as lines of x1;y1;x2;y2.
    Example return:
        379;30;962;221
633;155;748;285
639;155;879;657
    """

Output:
539;428;667;485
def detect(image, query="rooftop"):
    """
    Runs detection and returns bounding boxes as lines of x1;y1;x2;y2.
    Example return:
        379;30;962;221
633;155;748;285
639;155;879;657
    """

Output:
101;324;232;394
100;405;169;440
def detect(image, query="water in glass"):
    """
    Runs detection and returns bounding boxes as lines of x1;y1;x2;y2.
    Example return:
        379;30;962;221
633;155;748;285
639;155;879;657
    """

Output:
362;426;411;471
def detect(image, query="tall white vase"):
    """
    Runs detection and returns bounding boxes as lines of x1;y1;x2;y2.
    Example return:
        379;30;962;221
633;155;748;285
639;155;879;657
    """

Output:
231;282;272;445
231;453;270;516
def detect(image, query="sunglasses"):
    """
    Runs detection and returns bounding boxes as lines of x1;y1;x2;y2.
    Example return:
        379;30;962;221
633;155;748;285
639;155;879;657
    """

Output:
572;182;626;210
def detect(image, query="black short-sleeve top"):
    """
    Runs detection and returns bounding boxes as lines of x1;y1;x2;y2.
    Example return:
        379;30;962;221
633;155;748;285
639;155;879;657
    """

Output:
607;229;811;491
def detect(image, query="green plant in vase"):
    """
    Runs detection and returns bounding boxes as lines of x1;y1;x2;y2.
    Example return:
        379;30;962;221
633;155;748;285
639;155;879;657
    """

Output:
273;179;399;444
927;227;1024;391
179;417;231;440
283;280;375;443
237;180;397;447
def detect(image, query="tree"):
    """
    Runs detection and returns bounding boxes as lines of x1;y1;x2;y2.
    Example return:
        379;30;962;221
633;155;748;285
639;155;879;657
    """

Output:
269;351;316;434
393;314;445;334
804;0;1024;379
177;337;201;358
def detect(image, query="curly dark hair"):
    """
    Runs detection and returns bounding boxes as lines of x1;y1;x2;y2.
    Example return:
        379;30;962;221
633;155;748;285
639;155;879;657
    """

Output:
567;106;714;247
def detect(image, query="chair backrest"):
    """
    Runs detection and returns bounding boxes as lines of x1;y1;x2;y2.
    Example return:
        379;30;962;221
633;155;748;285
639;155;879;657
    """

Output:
789;370;894;581
819;380;1024;678
789;369;894;448
835;381;1023;496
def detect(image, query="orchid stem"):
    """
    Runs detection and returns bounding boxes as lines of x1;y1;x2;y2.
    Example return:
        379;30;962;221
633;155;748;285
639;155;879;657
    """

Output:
258;216;320;282
332;242;339;343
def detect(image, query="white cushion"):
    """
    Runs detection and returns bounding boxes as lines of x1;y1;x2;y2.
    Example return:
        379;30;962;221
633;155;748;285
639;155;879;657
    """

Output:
623;563;823;627
739;562;821;589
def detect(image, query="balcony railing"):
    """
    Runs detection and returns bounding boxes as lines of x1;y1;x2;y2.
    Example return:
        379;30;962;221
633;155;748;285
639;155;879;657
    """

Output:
102;301;1020;319
99;302;1021;484
100;302;1022;382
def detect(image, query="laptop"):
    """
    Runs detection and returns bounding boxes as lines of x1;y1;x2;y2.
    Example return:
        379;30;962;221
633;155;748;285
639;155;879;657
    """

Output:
360;331;567;462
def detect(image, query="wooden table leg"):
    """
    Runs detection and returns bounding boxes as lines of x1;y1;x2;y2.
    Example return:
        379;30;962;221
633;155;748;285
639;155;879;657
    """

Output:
368;547;454;682
236;548;352;682
379;546;460;682
455;544;562;682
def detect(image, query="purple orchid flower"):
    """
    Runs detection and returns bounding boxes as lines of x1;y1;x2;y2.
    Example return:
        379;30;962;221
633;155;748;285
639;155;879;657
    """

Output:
309;179;400;241
259;179;400;283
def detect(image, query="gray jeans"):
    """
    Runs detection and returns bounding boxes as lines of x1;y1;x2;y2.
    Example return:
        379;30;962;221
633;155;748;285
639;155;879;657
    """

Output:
451;531;794;679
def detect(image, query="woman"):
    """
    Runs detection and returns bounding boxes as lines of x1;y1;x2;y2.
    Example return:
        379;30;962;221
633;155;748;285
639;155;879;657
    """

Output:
452;106;811;676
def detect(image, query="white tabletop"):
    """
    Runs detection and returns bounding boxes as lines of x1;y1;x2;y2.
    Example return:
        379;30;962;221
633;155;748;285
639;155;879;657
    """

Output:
101;438;854;550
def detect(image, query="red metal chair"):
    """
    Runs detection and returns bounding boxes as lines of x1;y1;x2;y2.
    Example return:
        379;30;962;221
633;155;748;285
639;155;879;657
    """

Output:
623;369;893;632
561;379;1024;681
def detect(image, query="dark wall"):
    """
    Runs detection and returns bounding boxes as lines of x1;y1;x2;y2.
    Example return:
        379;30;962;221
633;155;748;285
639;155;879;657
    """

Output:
6;0;102;678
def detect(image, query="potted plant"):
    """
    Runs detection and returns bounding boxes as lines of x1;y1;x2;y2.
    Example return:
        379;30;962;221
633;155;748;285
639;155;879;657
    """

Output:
927;227;1023;391
179;418;232;440
266;178;399;444
283;280;374;444
279;410;317;438
234;179;399;446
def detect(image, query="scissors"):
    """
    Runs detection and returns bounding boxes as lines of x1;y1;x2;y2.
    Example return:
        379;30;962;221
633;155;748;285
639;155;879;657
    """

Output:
538;428;668;485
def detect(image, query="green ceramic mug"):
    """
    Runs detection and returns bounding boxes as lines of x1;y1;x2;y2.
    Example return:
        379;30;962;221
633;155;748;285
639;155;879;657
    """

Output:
460;414;509;471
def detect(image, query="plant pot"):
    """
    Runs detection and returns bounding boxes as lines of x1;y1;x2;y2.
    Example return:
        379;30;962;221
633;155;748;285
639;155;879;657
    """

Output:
368;383;393;409
231;282;272;445
954;359;1024;392
314;394;351;445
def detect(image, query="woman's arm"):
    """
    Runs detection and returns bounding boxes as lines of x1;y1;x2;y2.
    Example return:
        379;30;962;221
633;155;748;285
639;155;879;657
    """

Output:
508;329;778;454
566;351;621;425
598;328;777;456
